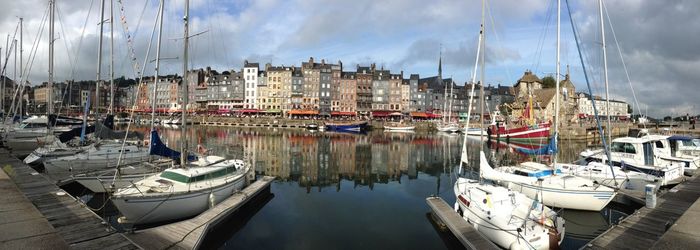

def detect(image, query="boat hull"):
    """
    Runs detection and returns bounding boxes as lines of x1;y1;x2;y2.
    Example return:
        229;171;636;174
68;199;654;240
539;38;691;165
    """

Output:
325;121;368;132
488;122;551;141
507;181;615;211
112;174;246;225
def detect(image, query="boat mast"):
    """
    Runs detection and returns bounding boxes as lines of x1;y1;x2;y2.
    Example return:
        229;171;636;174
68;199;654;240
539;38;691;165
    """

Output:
109;0;114;114
448;78;454;123
96;0;105;115
600;0;611;145
459;0;484;169
554;0;560;166
439;46;446;123
479;0;486;145
181;0;190;167
150;0;164;133
48;0;54;116
18;17;22;117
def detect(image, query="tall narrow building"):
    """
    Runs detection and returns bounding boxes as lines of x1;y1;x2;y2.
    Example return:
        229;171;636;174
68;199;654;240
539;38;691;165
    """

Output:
243;60;259;109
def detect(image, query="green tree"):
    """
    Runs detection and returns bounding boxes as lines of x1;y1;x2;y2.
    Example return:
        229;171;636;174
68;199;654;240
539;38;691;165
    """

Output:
541;76;556;88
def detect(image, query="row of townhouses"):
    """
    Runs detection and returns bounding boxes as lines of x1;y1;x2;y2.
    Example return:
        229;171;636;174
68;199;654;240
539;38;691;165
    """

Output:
3;58;629;122
122;57;510;119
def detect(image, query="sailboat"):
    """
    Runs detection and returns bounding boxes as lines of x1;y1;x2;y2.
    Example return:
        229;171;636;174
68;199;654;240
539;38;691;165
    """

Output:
111;0;250;225
453;2;564;249
2;13;80;156
40;0;150;176
565;1;683;188
486;0;616;212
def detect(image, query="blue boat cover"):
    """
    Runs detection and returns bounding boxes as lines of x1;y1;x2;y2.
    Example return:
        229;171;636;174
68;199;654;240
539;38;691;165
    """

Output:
667;135;695;141
516;135;558;155
149;129;197;162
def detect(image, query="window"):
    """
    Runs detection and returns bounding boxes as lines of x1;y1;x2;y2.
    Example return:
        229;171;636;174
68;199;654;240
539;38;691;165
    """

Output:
655;141;664;148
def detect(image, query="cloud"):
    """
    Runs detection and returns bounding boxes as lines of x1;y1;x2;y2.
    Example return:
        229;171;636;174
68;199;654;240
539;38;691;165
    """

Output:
0;0;694;117
568;0;700;117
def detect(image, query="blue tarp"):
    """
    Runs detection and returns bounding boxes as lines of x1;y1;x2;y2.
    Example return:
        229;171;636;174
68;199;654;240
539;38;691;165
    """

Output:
149;129;197;162
516;136;558;155
668;135;695;141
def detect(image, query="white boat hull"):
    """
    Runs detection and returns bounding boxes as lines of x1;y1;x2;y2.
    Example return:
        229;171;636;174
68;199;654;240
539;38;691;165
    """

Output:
507;181;615;211
112;174;246;224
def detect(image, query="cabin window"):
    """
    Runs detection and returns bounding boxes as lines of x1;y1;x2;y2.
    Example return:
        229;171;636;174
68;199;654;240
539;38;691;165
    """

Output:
611;142;636;154
655;141;664;148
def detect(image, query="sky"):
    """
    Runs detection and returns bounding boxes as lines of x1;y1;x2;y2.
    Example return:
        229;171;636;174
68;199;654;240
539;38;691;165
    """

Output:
0;0;697;117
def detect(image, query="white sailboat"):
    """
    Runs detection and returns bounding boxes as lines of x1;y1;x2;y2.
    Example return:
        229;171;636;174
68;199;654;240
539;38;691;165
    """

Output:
454;153;565;249
112;0;250;225
453;2;564;248
487;0;617;212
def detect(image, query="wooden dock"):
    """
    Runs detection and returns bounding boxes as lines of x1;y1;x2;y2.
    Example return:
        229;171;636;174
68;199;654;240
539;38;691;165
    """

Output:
426;196;499;250
582;174;700;249
0;166;68;249
0;149;140;249
124;176;275;250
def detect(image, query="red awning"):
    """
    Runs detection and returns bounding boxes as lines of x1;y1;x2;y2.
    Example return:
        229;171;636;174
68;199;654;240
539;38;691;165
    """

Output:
372;111;391;117
289;110;319;115
426;113;442;119
410;112;428;118
331;111;356;116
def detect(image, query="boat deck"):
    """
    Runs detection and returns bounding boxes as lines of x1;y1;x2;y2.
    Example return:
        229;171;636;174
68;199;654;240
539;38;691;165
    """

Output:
426;196;499;250
123;176;275;249
582;173;700;249
0;149;139;249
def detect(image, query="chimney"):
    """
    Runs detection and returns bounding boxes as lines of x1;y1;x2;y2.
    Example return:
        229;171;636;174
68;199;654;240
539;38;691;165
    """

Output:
309;57;314;64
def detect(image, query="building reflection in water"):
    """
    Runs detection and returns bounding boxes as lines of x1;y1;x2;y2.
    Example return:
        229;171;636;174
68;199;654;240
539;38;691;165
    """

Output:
136;126;464;193
126;125;585;193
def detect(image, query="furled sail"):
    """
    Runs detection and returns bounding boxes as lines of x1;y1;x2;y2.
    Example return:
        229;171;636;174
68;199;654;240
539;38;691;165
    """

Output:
149;129;196;162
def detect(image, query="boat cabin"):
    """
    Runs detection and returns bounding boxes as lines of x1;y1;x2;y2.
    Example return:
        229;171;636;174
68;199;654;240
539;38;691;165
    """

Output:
160;165;242;183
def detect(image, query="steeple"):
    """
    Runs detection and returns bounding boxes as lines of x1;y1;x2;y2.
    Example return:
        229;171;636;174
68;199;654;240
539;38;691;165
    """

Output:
438;45;443;81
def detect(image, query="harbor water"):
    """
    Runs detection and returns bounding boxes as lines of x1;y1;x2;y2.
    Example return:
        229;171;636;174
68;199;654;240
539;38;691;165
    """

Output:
87;125;637;249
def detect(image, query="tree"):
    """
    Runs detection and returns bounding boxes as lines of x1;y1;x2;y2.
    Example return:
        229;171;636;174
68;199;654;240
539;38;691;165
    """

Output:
541;76;556;88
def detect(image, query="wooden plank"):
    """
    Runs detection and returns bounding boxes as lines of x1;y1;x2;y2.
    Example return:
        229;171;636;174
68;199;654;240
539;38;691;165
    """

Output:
426;197;499;250
583;174;700;249
0;152;139;250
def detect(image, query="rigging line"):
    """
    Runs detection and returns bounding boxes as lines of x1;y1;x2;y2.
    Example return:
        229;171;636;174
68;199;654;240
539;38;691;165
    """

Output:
603;2;643;127
112;0;161;184
531;0;555;73
54;1;82;115
0;20;20;77
69;0;94;80
485;0;512;86
566;0;617;183
8;4;49;121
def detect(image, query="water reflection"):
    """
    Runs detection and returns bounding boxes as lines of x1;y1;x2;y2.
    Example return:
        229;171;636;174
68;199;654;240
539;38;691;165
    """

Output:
121;125;632;249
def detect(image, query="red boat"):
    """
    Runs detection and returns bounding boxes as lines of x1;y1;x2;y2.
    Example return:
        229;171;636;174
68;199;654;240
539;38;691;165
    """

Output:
488;121;551;142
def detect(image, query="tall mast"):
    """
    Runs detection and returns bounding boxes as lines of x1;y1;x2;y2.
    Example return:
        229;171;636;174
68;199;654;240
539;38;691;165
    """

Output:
150;0;164;133
460;0;484;168
13;40;17;110
554;0;561;166
181;0;190;167
448;78;454;122
599;0;611;145
18;17;22;116
109;0;114;114
439;47;447;123
48;0;54;116
479;0;486;145
96;0;105;115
